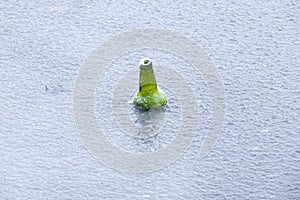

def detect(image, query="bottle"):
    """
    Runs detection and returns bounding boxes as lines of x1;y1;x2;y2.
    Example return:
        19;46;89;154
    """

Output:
133;58;167;110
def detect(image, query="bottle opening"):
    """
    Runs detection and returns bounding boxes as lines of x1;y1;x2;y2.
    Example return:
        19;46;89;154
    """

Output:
139;58;152;69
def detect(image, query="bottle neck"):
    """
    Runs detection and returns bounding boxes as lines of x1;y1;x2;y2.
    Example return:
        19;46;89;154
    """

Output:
139;59;158;96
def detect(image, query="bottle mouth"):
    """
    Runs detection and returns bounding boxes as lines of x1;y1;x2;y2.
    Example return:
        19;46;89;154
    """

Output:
139;58;152;69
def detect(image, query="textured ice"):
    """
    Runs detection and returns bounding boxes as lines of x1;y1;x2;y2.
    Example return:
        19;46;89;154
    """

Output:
1;0;299;199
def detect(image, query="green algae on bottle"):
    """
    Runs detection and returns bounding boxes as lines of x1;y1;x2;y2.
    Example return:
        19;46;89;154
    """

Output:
133;58;167;110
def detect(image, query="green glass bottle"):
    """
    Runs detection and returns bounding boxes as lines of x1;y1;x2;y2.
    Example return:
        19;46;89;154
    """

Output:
133;58;167;110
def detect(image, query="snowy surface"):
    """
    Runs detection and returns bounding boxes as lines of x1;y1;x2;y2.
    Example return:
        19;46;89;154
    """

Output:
1;0;299;199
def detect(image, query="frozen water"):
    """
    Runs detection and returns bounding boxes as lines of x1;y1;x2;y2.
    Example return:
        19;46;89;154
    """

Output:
1;0;299;199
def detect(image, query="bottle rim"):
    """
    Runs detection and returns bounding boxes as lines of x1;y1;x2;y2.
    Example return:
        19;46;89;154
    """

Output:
139;58;152;69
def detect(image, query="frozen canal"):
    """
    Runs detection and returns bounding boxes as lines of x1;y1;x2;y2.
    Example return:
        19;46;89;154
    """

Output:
1;0;299;199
